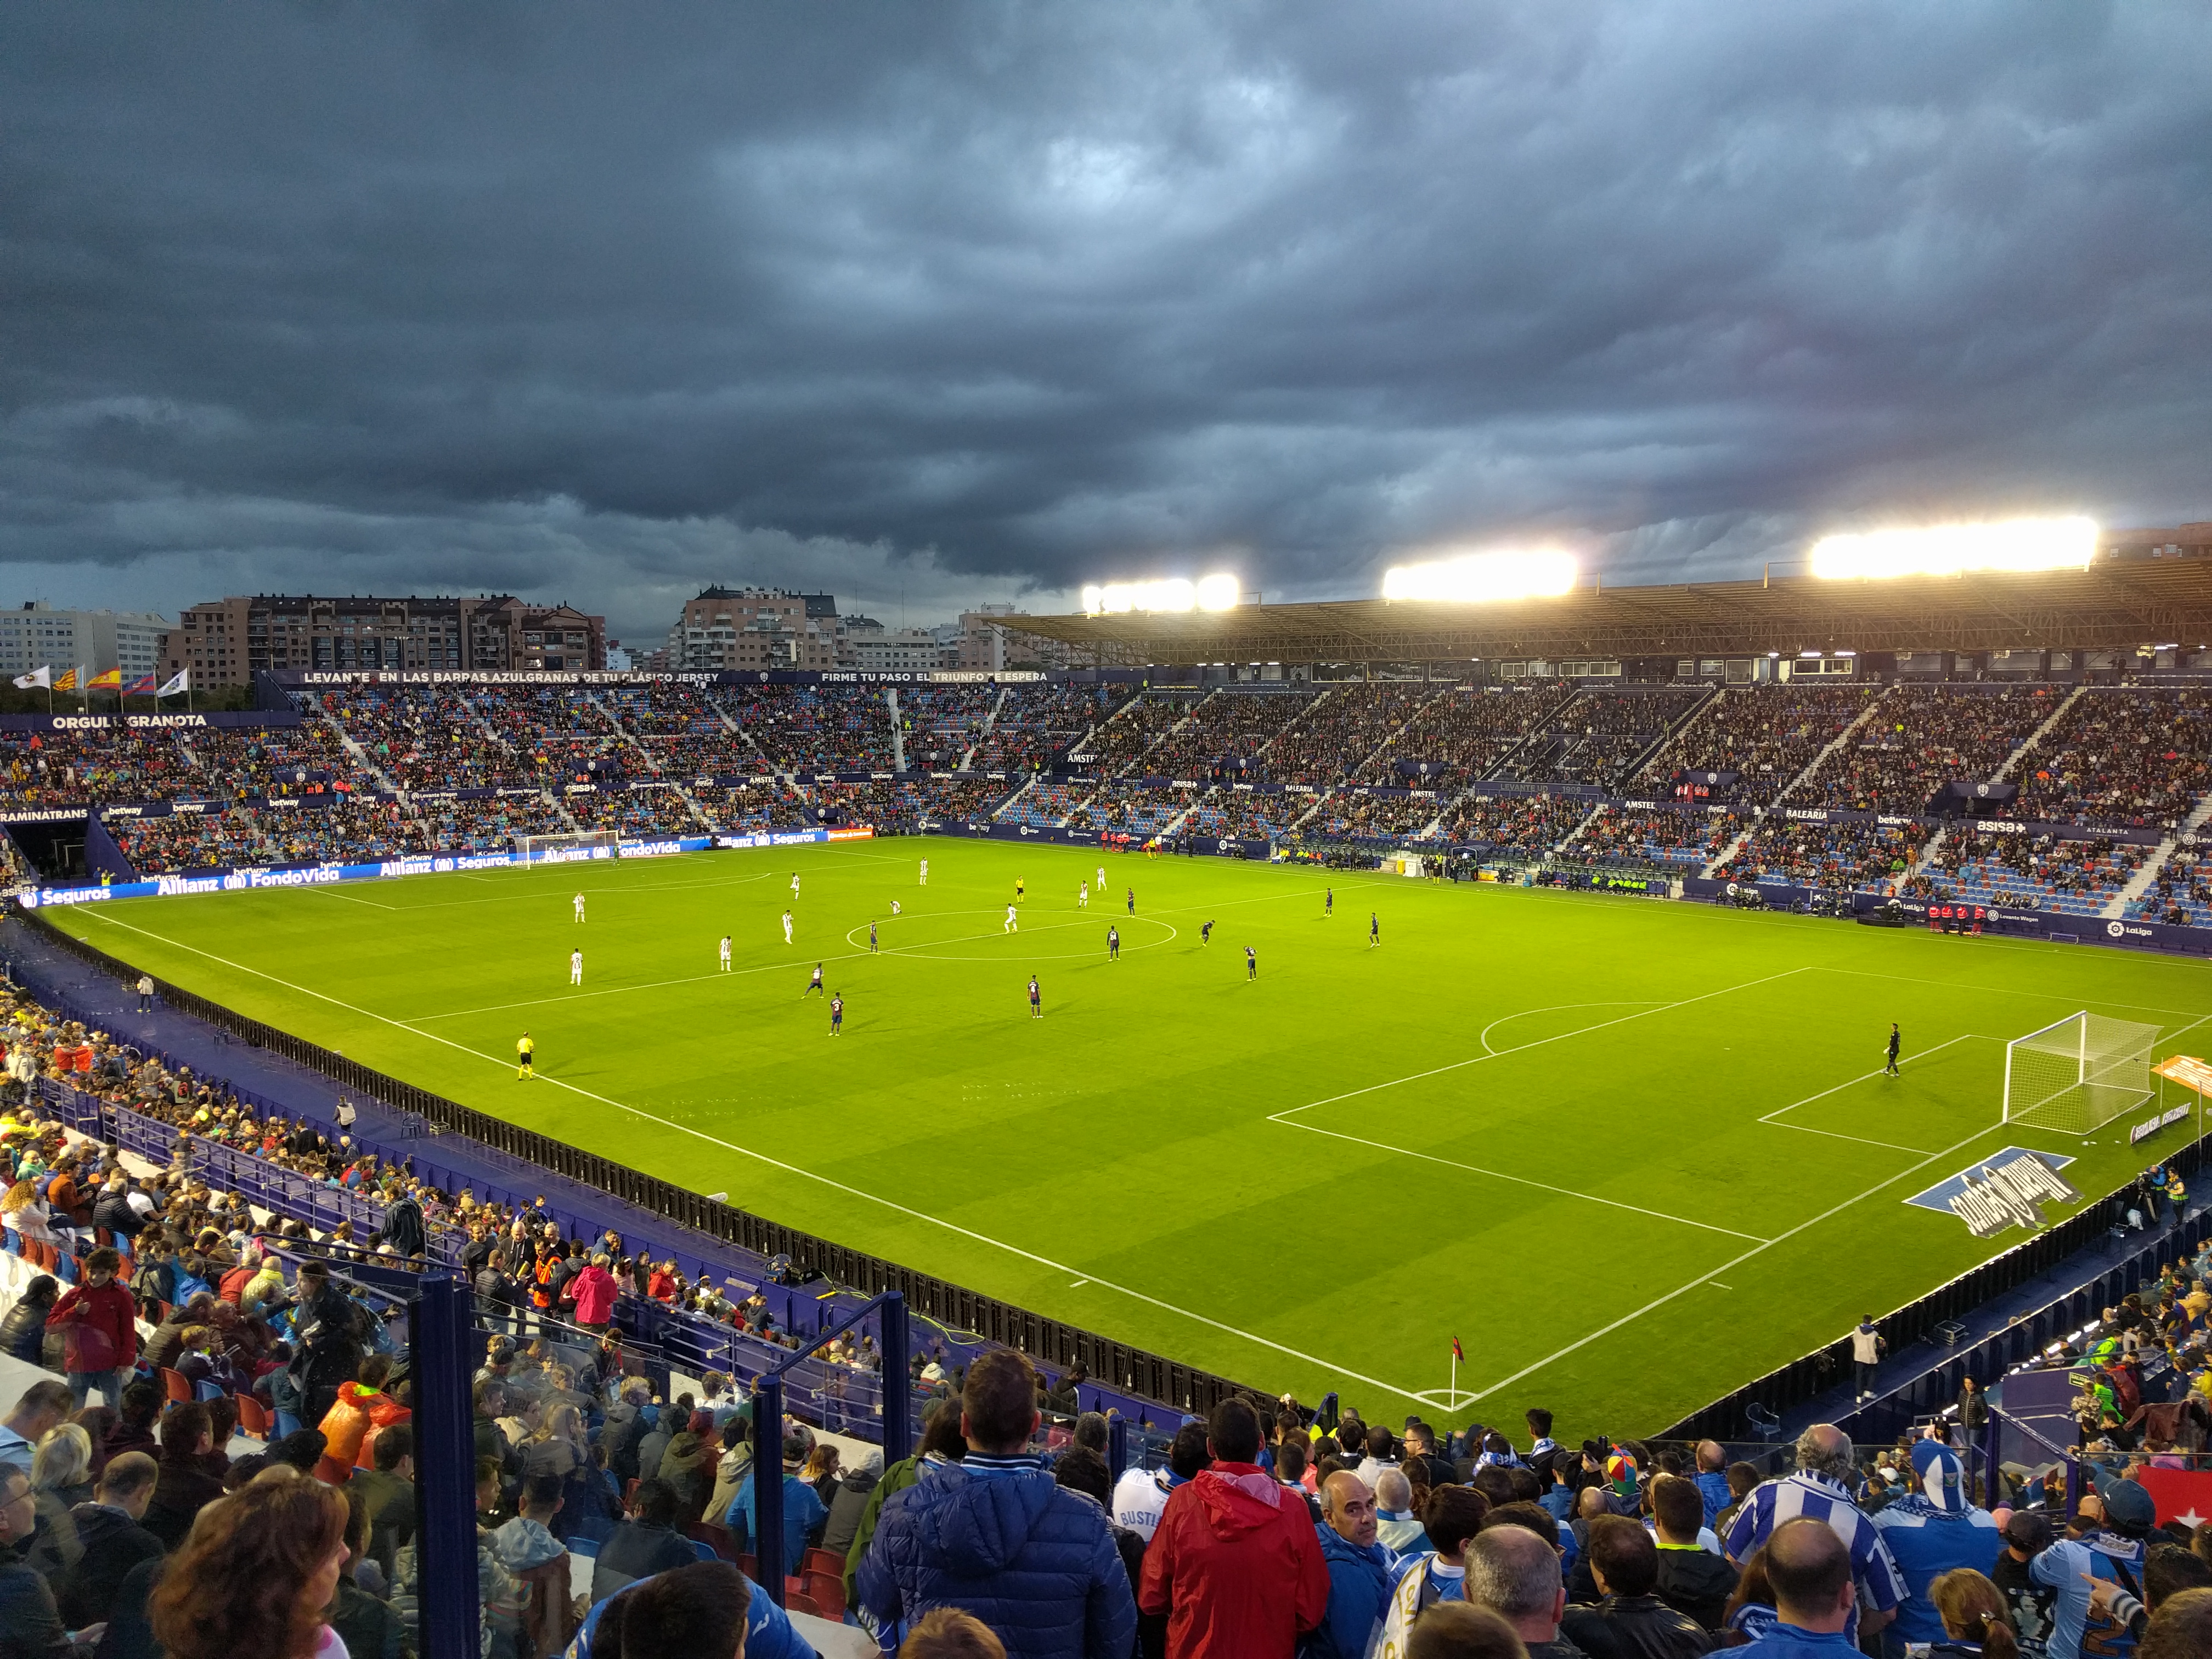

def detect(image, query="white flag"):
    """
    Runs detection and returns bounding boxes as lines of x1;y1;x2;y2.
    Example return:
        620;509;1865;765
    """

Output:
12;666;49;690
156;669;190;697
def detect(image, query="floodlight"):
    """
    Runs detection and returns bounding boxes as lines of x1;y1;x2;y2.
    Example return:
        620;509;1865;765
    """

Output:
1810;516;2096;580
1080;573;1242;616
1381;549;1577;603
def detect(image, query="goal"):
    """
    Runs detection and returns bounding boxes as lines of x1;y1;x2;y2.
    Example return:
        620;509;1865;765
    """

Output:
2002;1011;2159;1133
514;830;619;865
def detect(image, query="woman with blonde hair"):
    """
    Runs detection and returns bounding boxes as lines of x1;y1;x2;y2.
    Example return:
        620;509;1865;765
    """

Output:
149;1475;350;1659
1929;1568;2020;1658
2;1174;54;1248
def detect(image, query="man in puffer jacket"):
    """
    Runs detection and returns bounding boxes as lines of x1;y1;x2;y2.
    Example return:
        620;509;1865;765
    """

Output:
858;1349;1136;1659
1138;1397;1330;1659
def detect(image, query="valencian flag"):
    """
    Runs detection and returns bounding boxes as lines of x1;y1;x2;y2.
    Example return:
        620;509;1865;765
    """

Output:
1451;1336;1465;1363
52;668;78;692
123;674;157;697
87;668;123;691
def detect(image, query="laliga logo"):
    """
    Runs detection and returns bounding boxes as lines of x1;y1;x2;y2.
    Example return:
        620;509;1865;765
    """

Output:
1724;882;1740;898
2108;921;2126;938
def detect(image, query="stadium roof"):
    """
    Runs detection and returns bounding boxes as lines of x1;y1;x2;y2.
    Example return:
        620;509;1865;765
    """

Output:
1003;558;2212;666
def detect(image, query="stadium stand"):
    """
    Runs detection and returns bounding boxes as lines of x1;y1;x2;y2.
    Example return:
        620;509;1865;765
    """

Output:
1563;804;1740;870
1635;682;1881;805
1497;686;1708;790
1919;828;2153;917
1295;788;1443;841
1349;681;1576;786
1137;687;1317;781
1429;791;1595;855
1071;691;1205;777
969;683;1134;773
1265;681;1440;787
1784;683;2057;812
1712;816;1933;892
2012;686;2212;829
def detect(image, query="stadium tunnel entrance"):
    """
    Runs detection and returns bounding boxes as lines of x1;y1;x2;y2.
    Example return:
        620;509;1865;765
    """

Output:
4;818;89;881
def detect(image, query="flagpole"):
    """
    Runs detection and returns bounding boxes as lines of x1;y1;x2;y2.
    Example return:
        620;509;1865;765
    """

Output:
1451;1351;1458;1410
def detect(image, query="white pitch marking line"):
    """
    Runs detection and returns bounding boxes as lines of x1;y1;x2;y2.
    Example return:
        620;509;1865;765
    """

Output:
1272;964;1816;1122
1452;1115;2063;1406
1271;1118;1770;1242
1478;1001;1667;1057
307;885;401;911
1753;1034;1985;1154
71;907;1439;1406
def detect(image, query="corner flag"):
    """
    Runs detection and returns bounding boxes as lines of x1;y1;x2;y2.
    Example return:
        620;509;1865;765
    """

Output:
1451;1336;1465;1362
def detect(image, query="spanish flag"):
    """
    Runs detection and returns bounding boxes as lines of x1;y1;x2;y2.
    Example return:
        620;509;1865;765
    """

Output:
1451;1336;1465;1363
88;668;123;691
52;668;78;692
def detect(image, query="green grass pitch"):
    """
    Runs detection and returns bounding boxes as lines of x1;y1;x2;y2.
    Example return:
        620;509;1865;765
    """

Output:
44;838;2212;1435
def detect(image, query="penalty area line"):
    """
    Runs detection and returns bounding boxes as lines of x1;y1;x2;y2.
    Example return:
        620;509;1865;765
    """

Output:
67;906;1437;1406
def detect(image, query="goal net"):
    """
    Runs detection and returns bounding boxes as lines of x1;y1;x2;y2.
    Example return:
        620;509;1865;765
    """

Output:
514;830;619;865
2003;1011;2159;1133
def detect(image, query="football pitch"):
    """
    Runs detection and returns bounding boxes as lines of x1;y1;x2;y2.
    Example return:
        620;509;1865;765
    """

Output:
42;838;2212;1434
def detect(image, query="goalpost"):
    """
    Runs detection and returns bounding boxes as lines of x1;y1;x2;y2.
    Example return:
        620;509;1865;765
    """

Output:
514;830;620;865
2002;1011;2159;1133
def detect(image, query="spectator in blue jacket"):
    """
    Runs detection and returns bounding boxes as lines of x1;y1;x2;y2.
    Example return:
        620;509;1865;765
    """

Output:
1305;1471;1395;1659
1866;1442;2001;1653
563;1558;820;1659
857;1347;1135;1659
727;1429;828;1571
1694;1443;1733;1531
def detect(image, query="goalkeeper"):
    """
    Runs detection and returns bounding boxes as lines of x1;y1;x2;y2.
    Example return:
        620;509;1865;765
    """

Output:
1884;1023;1900;1077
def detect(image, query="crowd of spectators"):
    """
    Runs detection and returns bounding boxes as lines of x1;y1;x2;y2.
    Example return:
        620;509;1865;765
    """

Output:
2132;845;2212;928
0;731;191;810
1637;686;1881;806
106;811;272;877
996;784;1090;829
1562;808;1737;871
1138;691;1317;782
1920;830;2151;918
895;689;996;774
1787;686;2056;814
719;686;899;775
1429;793;1596;855
1265;684;1440;788
1500;689;1708;792
2014;690;2212;830
1712;820;1934;892
1295;790;1442;842
1353;684;1577;787
312;688;534;793
1071;695;1204;778
1070;785;1201;837
600;686;740;780
1183;791;1297;841
565;787;712;841
410;793;575;854
969;687;1135;774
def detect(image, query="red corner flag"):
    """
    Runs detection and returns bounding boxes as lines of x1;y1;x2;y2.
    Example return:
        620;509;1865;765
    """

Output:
1451;1336;1465;1363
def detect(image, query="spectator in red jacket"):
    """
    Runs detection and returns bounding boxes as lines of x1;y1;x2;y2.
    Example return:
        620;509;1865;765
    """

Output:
47;1246;139;1409
1139;1396;1330;1659
570;1253;619;1334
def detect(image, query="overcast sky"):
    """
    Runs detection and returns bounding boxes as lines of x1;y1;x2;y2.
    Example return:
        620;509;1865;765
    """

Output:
4;3;2207;642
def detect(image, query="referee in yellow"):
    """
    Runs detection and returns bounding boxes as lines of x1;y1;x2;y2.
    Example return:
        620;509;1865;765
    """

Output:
516;1030;534;1079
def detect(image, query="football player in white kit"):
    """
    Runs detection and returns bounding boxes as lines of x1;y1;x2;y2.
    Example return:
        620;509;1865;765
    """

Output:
1078;882;1088;909
718;935;732;971
1096;865;1106;893
1003;904;1018;934
782;909;794;944
573;892;585;923
919;858;928;885
569;949;583;985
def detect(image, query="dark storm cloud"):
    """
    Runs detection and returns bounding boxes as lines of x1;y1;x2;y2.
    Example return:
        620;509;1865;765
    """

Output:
3;1;2209;637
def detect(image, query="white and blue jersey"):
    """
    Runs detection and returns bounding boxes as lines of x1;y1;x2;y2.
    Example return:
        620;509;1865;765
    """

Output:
2032;1531;2146;1659
1867;1497;2002;1644
1725;1472;1906;1639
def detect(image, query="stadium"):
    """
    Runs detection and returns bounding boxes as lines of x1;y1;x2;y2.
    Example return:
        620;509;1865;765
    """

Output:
11;8;2212;1654
9;552;2212;1650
